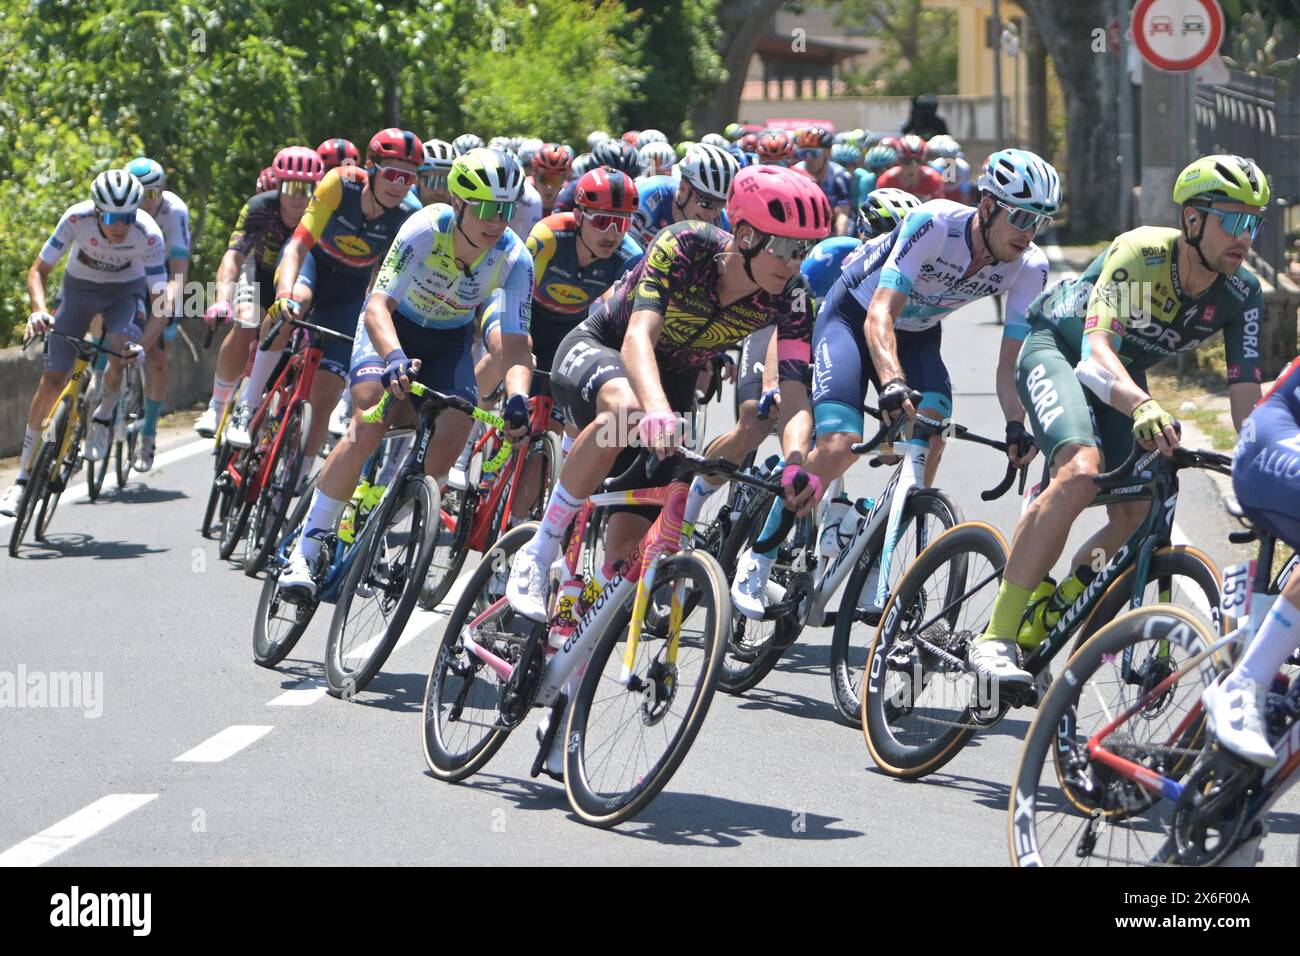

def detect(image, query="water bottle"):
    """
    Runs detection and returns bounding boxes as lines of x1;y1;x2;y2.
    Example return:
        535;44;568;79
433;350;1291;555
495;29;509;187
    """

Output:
818;497;852;559
835;497;873;553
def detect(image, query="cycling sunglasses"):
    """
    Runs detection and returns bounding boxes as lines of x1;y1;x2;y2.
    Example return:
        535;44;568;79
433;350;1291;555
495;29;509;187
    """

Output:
761;233;817;262
1196;205;1265;240
279;180;315;197
99;210;137;225
468;199;516;222
373;164;419;188
581;210;631;233
996;200;1054;237
419;172;449;191
535;170;567;188
142;187;163;202
795;148;825;160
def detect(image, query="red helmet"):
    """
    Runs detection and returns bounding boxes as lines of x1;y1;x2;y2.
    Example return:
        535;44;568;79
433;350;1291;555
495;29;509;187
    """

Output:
620;130;640;145
532;143;573;174
726;164;832;240
794;126;833;150
739;132;759;153
256;166;278;193
316;138;359;169
895;134;928;162
367;128;423;166
575;167;638;214
273;146;325;183
756;131;794;163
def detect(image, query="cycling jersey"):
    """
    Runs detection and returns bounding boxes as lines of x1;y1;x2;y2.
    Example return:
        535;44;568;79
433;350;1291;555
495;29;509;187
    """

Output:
580;219;813;379
403;188;423;211
801;236;862;300
291;166;412;275
1029;225;1265;384
835;198;1049;338
148;191;191;261
795;160;852;208
369;204;533;335
876;165;945;202
228;190;295;274
40;201;168;291
1234;357;1300;548
628;175;731;249
526;212;643;320
509;181;543;241
931;157;972;204
851;167;872;211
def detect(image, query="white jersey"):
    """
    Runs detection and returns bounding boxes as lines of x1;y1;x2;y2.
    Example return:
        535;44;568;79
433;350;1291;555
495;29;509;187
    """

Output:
149;190;191;261
40;200;168;290
508;181;543;241
837;198;1049;339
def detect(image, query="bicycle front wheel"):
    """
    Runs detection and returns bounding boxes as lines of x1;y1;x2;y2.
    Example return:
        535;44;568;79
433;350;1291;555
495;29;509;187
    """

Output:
325;475;441;698
35;400;79;541
564;550;730;828
244;402;311;577
8;402;66;557
113;370;144;489
253;477;320;668
417;480;475;611
1009;604;1228;867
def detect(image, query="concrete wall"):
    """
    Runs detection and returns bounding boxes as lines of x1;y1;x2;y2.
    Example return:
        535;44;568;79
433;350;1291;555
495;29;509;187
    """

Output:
0;319;225;456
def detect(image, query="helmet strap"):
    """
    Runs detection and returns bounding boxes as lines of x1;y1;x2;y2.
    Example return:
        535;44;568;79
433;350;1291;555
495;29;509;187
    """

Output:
976;197;996;265
574;210;600;264
454;200;486;260
734;224;764;284
673;183;692;220
1181;204;1216;272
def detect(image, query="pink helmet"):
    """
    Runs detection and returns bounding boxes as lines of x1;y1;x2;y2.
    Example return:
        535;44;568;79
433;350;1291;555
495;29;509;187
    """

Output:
256;166;278;192
273;145;325;183
726;164;832;239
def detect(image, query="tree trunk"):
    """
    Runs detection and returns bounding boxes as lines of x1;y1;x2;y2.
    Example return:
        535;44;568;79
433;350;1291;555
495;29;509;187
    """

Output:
1017;0;1118;239
1024;15;1049;161
692;0;788;134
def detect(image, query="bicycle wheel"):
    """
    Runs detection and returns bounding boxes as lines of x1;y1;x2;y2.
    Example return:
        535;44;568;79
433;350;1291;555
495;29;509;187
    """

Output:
201;441;236;539
244;403;311;577
217;447;257;561
253;476;321;668
862;520;1006;778
830;488;963;725
486;431;560;550
113;370;144;489
564;549;730;827
35;401;80;541
1009;604;1229;867
85;402;110;502
422;522;539;780
8;404;65;557
416;480;476;612
325;475;441;698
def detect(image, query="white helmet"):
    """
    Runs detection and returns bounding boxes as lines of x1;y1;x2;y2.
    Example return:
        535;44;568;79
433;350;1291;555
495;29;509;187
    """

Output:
422;139;457;174
636;128;668;148
638;141;677;175
679;143;740;201
586;130;610;149
926;135;962;159
91;169;144;213
700;133;731;150
976;148;1061;215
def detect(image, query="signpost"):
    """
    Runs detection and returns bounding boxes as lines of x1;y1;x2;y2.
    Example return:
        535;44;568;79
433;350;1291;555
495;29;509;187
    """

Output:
1131;0;1224;73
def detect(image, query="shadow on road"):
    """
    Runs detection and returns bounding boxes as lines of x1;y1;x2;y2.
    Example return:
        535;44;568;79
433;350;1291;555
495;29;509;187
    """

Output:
341;670;426;713
734;684;854;727
444;773;864;846
90;486;190;506
17;534;167;561
864;769;1011;814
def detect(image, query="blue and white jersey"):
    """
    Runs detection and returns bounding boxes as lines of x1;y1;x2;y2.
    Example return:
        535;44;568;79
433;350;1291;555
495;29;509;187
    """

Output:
40;200;168;291
833;199;1048;339
150;191;191;261
801;236;861;300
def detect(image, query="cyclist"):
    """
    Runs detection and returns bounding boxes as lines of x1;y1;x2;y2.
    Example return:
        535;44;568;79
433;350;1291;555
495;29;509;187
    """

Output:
926;134;973;205
225;129;422;463
504;164;832;623
794;127;853;236
861;143;898;194
1;171;160;516
800;188;922;303
553;139;641;213
731;149;1057;618
876;134;944;201
416;139;456;206
971;154;1269;689
628;143;739;250
637;141;678;183
1204;356;1300;766
275;147;535;601
756;130;795;167
317;138;360;171
194;147;324;437
124;157;190;472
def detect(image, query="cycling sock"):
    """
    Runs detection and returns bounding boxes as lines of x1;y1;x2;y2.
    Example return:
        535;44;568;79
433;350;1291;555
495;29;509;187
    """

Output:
142;398;162;437
682;476;721;525
529;480;582;563
93;387;122;422
980;579;1035;642
241;348;284;407
17;426;38;480
561;433;575;455
210;376;236;411
297;490;347;562
1237;597;1300;687
377;435;414;486
753;497;786;560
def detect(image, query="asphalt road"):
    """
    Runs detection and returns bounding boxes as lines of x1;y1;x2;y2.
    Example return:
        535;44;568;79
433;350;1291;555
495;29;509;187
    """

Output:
2;287;1296;867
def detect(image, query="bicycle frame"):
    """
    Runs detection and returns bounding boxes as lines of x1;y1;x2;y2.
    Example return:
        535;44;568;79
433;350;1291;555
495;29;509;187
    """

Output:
463;392;555;553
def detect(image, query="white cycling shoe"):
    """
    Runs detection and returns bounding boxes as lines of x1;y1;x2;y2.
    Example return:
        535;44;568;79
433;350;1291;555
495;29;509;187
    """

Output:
535;713;566;781
225;403;254;449
84;418;112;462
132;435;155;473
968;637;1033;689
506;547;551;621
277;548;318;604
0;483;25;517
194;405;219;438
1202;673;1278;767
730;547;785;620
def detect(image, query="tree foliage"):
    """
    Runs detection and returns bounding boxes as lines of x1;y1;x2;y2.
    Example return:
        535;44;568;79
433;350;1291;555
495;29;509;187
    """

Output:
819;0;958;96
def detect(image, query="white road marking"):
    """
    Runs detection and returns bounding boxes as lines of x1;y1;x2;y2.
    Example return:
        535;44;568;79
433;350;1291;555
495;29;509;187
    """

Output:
0;437;212;532
173;725;272;762
266;679;328;706
0;793;158;867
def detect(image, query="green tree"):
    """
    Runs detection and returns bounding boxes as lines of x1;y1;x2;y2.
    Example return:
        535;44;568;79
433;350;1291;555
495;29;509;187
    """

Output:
819;0;957;95
618;0;727;139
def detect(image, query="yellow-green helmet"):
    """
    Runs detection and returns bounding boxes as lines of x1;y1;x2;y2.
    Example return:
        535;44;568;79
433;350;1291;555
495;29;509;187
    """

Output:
1173;155;1270;207
448;147;524;203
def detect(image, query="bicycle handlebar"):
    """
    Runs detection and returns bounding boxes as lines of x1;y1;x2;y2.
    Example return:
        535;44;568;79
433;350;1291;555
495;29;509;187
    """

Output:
31;329;131;361
361;381;513;475
259;314;354;352
1092;422;1232;490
